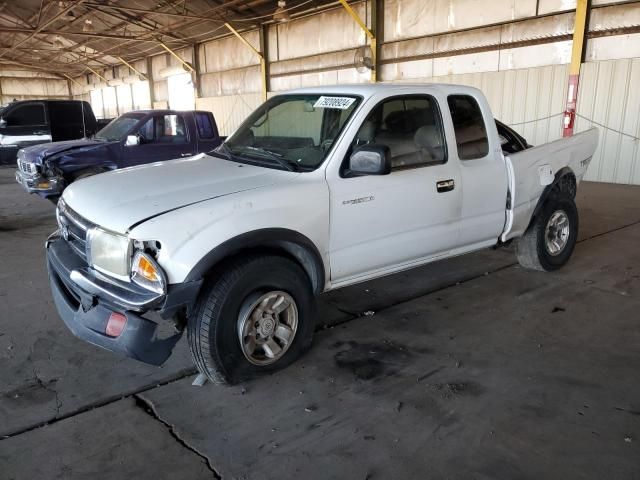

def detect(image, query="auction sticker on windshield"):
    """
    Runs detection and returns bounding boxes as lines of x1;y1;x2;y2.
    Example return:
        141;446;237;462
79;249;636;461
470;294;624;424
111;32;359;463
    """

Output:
313;96;356;110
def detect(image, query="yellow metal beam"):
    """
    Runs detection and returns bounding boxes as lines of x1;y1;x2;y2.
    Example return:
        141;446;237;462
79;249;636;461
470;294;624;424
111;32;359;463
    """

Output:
158;42;196;73
569;0;589;76
85;66;109;83
338;0;376;82
224;23;267;101
337;0;374;39
225;23;262;58
63;74;82;87
117;56;148;80
563;0;590;137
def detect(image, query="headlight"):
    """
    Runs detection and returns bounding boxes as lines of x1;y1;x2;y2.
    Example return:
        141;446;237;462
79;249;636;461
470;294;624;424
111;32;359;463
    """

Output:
87;228;131;279
131;251;166;294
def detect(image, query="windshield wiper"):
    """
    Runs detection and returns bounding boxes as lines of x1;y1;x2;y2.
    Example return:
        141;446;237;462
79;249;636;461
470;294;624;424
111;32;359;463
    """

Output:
241;146;298;172
208;142;233;160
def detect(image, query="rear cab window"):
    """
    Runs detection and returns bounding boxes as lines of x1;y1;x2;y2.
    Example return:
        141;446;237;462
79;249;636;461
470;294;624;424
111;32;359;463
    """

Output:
447;95;489;160
195;112;217;139
48;101;85;125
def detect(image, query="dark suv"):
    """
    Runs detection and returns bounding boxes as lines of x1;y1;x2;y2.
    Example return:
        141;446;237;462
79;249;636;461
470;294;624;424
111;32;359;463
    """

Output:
0;100;100;165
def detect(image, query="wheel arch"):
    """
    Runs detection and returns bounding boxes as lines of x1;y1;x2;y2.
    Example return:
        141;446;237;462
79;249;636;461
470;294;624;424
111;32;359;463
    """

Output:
184;228;326;295
527;167;577;231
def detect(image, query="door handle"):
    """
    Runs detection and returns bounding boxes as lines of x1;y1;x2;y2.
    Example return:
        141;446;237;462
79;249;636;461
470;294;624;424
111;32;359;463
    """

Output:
436;179;455;193
34;130;48;135
180;153;194;157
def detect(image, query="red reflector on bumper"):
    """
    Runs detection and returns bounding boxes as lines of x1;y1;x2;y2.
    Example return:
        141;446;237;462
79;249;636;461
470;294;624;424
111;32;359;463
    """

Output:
106;312;127;337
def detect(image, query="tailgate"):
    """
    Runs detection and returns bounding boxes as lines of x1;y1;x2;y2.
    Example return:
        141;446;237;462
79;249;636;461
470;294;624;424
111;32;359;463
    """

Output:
501;127;599;241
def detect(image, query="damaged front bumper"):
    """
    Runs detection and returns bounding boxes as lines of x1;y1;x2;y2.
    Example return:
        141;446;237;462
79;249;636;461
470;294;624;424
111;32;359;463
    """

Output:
15;169;64;197
46;233;201;365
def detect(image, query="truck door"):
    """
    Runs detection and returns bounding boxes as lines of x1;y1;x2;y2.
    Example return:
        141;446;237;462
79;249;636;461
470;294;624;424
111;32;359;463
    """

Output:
0;102;50;165
328;94;463;284
122;112;194;167
446;94;509;248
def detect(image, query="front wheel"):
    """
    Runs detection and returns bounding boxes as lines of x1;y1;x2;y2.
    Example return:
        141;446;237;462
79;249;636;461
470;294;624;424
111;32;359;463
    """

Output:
516;195;579;271
188;255;315;384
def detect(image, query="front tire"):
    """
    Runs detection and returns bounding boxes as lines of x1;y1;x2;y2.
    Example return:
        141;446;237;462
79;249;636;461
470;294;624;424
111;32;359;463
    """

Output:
516;194;579;271
188;255;315;384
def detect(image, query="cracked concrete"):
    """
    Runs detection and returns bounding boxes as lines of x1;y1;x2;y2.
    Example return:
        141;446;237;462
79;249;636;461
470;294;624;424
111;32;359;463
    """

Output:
0;398;214;480
134;394;221;479
1;166;640;479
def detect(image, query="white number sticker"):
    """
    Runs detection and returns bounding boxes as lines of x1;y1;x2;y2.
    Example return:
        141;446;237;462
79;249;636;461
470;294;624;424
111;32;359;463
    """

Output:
313;96;356;110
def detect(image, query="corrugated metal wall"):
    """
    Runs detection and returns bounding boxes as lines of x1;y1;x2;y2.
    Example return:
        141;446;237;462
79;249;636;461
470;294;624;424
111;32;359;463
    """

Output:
69;0;640;184
375;58;640;185
0;69;69;104
577;59;640;185
196;93;263;136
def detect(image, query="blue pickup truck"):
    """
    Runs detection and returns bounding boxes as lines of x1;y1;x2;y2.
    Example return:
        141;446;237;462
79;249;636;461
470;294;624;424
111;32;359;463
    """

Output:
15;109;222;200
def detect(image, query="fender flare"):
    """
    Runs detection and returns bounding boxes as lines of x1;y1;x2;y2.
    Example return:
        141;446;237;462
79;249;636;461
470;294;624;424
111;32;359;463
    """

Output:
528;167;577;229
184;228;326;294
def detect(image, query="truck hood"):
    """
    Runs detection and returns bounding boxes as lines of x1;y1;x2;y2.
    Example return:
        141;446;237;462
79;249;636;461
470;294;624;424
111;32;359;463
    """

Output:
21;139;113;165
62;154;297;233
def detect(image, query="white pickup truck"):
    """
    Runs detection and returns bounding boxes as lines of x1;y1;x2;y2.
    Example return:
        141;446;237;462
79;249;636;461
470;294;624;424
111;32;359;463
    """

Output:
46;84;598;384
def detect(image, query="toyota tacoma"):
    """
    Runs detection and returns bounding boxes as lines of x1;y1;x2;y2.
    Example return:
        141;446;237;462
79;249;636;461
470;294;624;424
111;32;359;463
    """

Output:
46;84;599;384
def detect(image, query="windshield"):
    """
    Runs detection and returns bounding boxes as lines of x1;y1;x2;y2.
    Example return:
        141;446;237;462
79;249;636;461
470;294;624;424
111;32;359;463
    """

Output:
221;94;361;171
95;113;145;141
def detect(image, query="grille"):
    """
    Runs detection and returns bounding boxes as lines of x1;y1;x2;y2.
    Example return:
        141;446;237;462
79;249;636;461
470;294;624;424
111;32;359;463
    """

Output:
18;157;38;176
56;200;94;262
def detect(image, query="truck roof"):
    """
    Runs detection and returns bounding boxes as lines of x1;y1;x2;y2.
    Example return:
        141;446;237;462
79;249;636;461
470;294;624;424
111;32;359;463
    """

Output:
121;109;212;115
283;82;482;99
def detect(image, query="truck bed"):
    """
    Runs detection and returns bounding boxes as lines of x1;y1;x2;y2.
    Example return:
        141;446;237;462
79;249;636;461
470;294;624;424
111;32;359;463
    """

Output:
502;127;599;241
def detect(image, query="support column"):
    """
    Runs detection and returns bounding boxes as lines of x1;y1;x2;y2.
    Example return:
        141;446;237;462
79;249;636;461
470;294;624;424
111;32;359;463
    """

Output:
259;25;270;100
193;43;203;99
563;0;591;137
146;57;156;107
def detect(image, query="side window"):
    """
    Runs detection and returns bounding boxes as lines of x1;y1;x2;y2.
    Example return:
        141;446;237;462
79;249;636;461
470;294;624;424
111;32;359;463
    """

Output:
5;103;46;126
137;114;187;144
49;102;82;125
447;95;489;160
351;95;447;170
195;112;216;139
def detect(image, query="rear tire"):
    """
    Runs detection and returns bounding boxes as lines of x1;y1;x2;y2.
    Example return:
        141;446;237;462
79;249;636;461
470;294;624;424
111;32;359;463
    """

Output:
187;255;315;384
516;194;579;271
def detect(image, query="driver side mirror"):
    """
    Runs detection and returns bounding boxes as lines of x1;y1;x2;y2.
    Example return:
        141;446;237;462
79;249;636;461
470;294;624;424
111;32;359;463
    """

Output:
0;118;6;128
125;134;140;146
347;145;391;176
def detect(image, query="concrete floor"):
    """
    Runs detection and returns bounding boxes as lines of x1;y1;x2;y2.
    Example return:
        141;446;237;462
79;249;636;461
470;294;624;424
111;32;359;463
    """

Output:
0;166;639;480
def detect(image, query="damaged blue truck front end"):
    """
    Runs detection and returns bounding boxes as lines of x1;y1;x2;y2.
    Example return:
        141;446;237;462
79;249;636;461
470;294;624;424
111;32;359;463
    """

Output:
15;139;120;199
15;110;223;200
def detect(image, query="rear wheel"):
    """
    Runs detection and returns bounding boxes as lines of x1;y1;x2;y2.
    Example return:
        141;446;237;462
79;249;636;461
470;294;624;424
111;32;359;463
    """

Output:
516;194;579;271
188;255;315;384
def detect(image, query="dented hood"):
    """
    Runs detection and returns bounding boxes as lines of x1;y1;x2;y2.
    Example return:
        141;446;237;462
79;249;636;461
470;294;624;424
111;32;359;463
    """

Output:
20;138;113;165
62;154;297;233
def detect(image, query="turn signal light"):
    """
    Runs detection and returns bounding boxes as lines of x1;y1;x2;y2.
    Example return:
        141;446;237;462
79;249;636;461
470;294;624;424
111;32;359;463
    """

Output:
106;312;127;337
131;251;166;294
137;255;160;282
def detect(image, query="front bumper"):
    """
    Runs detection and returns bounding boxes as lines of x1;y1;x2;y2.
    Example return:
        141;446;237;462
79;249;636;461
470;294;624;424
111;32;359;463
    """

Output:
46;233;201;365
15;169;64;197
